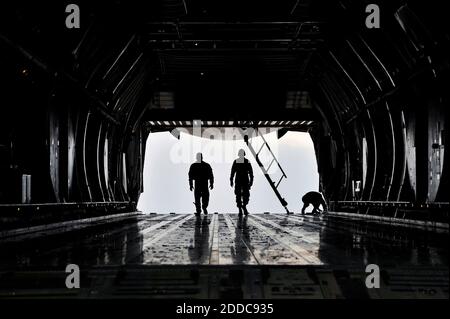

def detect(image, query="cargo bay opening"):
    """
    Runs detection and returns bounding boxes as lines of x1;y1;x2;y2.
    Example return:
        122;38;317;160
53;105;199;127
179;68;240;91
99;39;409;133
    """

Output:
137;124;319;214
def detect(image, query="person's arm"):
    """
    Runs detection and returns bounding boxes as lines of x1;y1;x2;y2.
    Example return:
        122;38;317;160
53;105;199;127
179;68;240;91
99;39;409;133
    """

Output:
248;161;254;187
188;165;194;191
301;203;308;214
230;160;236;187
208;164;214;189
321;194;328;212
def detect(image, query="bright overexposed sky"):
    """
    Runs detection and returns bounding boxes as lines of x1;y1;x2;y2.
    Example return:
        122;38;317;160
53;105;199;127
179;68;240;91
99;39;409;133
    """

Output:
137;129;318;214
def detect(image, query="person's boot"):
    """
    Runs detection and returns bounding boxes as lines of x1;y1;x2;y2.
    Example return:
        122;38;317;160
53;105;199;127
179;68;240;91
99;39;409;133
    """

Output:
238;206;243;215
243;206;249;215
194;202;201;215
203;207;208;215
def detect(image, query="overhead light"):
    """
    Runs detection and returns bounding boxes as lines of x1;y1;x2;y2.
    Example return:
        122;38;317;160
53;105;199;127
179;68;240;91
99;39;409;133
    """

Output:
20;68;29;77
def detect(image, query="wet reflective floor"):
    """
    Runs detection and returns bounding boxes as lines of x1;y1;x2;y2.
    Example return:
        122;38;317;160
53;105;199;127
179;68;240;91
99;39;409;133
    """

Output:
0;213;447;268
0;213;448;298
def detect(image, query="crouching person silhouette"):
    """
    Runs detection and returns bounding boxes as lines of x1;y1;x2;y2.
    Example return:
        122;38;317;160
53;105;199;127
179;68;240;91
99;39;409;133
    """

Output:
301;191;328;215
189;153;214;215
230;149;254;215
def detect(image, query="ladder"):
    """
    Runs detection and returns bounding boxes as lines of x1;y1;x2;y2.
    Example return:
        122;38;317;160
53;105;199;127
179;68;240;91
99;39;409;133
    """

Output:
239;126;291;214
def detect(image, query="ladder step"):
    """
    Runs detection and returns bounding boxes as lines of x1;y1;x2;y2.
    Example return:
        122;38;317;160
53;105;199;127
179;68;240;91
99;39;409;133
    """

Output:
256;143;265;156
275;175;285;189
267;158;276;172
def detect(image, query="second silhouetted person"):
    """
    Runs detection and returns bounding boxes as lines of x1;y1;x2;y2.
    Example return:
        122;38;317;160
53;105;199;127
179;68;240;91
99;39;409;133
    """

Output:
230;149;254;215
189;153;214;215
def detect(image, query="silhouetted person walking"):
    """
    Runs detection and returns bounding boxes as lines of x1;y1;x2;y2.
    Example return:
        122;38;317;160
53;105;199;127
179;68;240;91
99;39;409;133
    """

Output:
189;153;214;215
301;191;328;215
230;149;253;215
